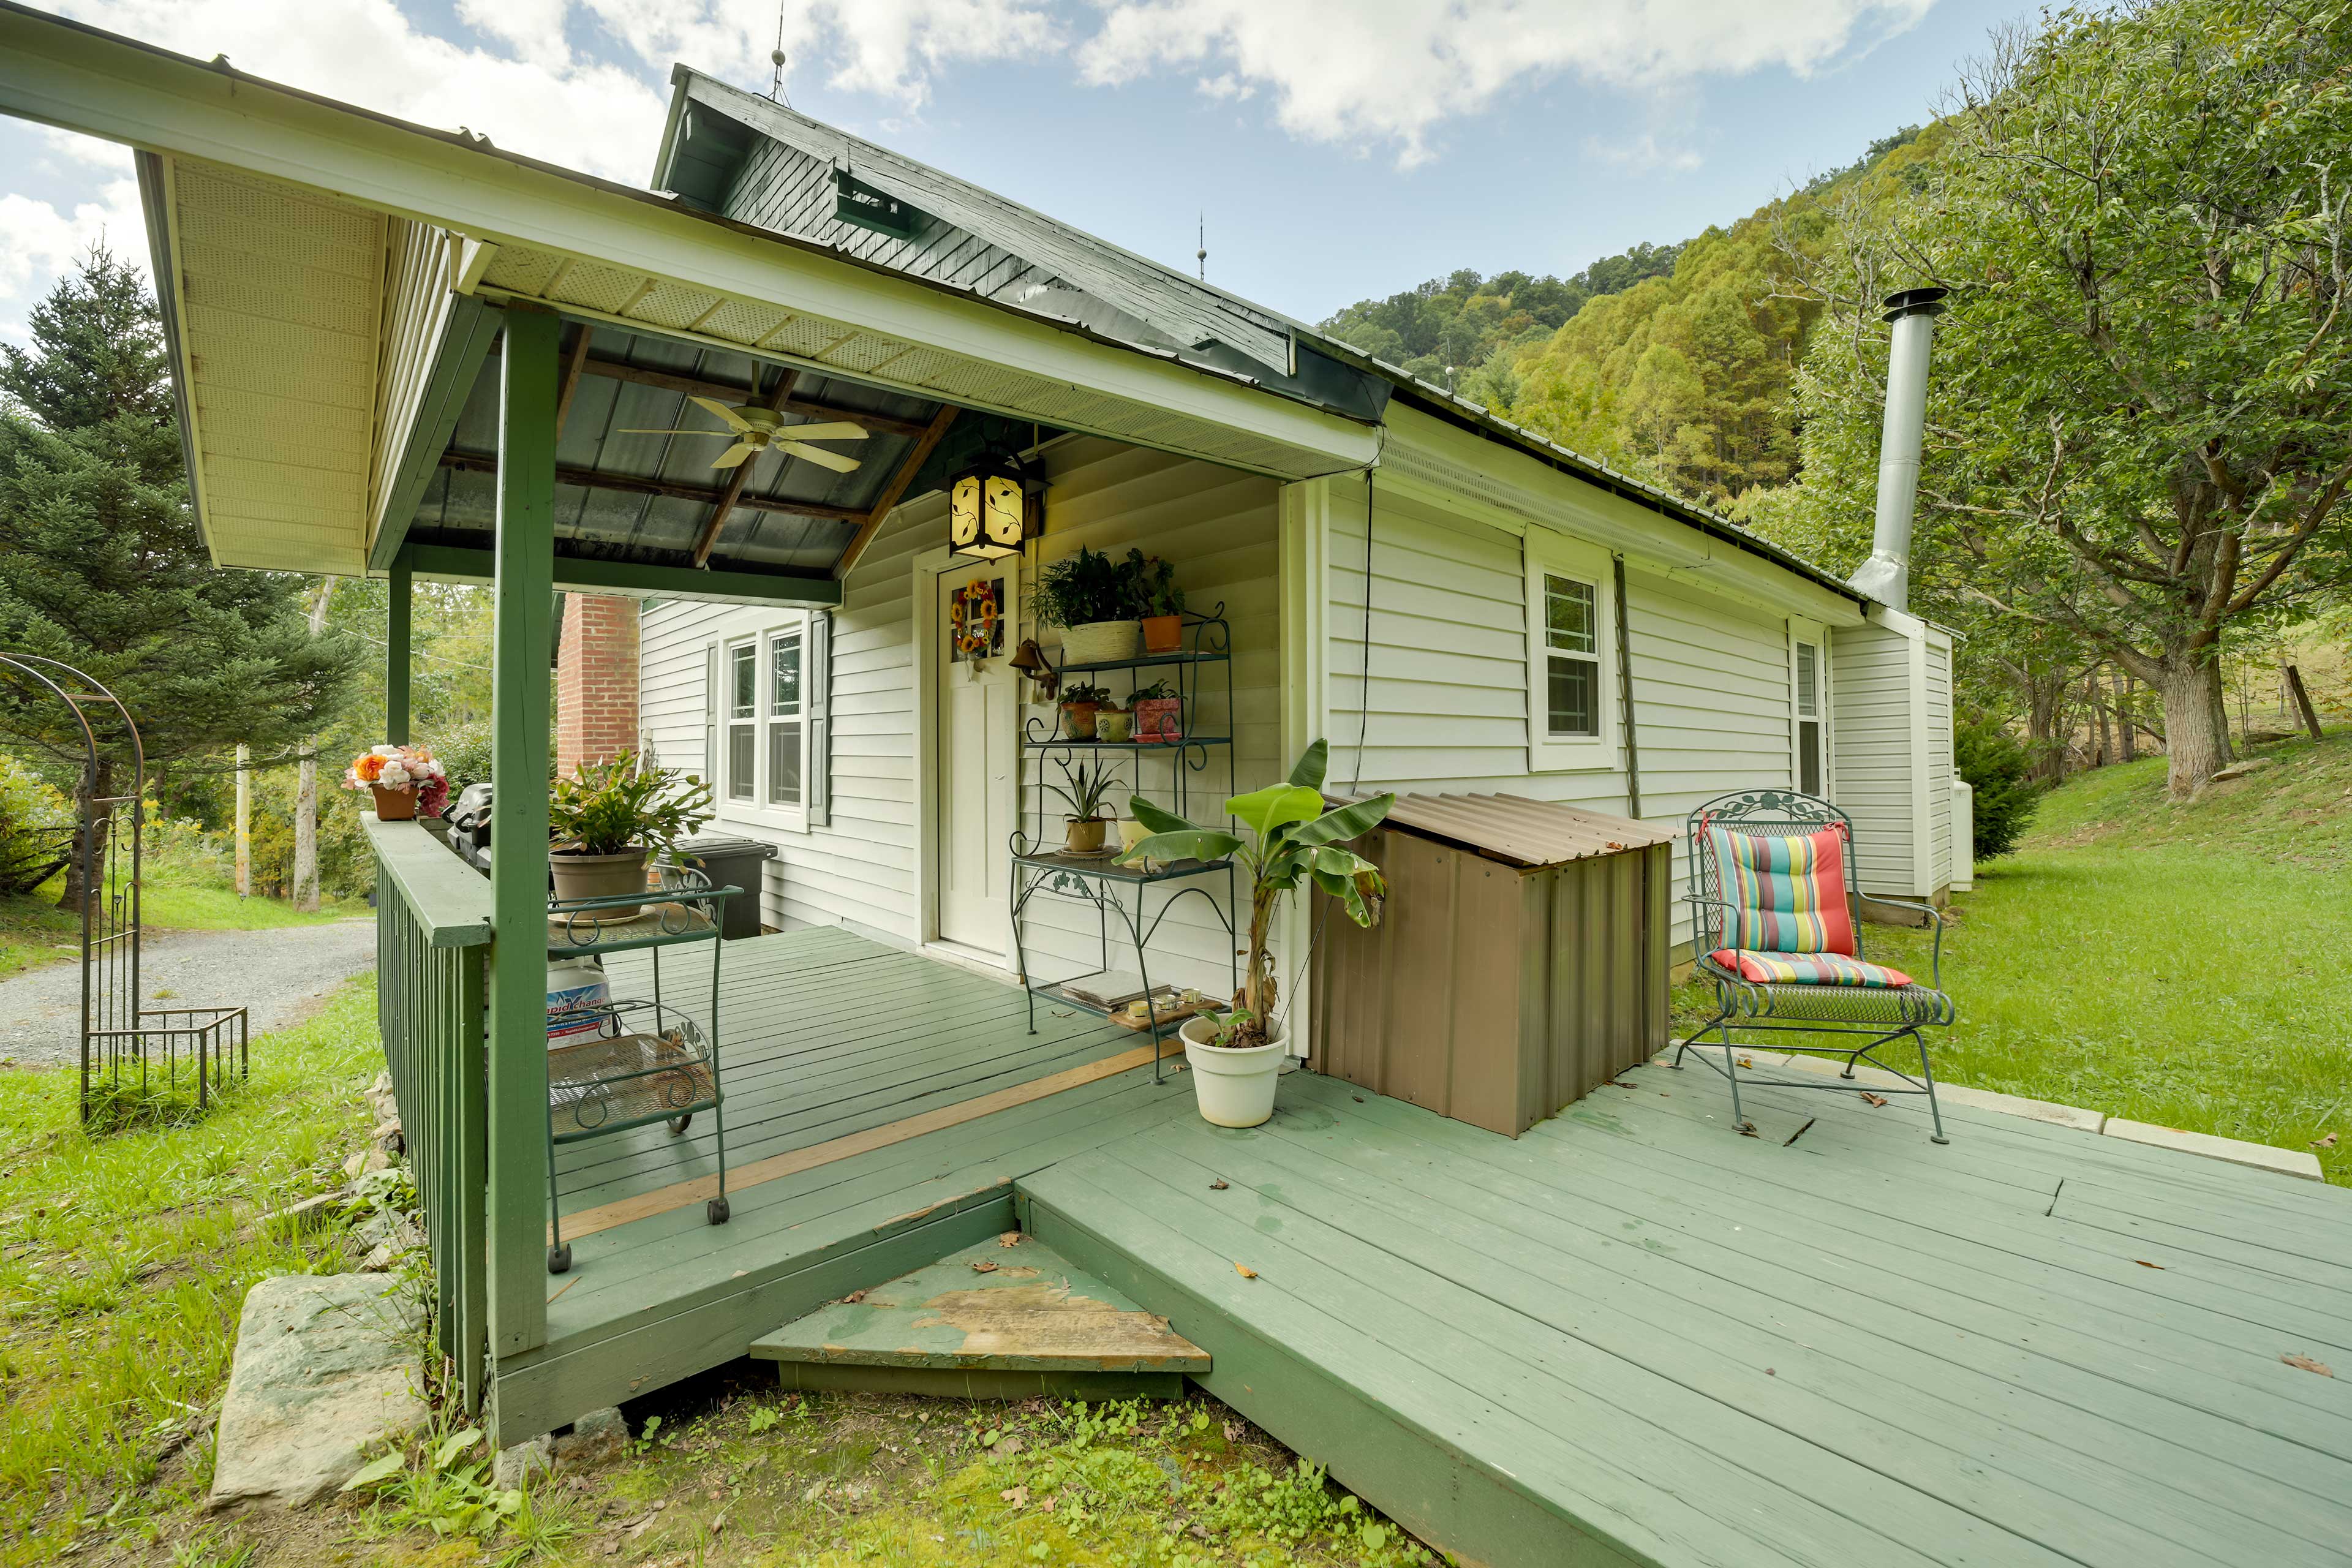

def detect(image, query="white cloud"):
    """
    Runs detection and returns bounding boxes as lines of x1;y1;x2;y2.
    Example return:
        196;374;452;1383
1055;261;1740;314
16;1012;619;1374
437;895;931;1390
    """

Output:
1586;132;1704;175
0;154;143;347
1077;0;1933;167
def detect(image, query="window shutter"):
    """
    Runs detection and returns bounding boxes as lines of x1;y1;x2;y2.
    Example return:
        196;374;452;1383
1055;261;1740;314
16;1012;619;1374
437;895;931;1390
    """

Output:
806;611;832;827
702;641;719;788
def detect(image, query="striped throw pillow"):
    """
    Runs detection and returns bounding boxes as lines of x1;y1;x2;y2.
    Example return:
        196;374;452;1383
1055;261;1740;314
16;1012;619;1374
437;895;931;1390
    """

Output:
1707;824;1857;956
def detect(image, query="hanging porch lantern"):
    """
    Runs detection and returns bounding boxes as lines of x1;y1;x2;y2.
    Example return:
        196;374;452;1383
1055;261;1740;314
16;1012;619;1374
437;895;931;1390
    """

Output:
948;453;1031;562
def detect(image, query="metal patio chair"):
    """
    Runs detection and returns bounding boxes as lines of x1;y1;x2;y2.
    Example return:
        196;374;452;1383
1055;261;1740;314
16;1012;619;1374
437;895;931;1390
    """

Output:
1675;790;1956;1143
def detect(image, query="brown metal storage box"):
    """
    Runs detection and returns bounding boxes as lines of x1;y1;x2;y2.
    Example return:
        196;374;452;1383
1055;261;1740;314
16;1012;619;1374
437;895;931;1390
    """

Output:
1309;794;1672;1137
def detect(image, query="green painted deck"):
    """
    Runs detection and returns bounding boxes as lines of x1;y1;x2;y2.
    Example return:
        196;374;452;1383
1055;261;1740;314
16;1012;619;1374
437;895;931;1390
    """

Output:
500;928;2352;1568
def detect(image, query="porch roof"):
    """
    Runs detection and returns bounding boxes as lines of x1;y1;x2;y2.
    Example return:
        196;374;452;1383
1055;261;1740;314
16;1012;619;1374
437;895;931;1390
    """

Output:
0;3;1379;599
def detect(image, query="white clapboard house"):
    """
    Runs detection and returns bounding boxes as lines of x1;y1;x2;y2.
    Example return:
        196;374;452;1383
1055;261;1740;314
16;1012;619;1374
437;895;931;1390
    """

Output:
614;72;1963;1016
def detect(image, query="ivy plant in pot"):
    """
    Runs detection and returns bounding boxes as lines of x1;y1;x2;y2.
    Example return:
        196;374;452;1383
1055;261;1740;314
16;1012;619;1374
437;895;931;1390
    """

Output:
1129;551;1186;655
1031;545;1141;665
1058;682;1112;741
1046;755;1118;855
548;751;715;918
1119;740;1392;1127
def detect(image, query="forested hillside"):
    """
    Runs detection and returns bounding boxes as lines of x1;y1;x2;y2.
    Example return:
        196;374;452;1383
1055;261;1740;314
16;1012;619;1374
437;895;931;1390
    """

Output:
1317;127;1928;508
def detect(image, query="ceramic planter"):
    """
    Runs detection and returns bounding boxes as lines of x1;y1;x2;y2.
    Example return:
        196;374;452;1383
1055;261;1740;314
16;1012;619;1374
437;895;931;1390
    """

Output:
1117;816;1157;869
369;784;417;822
1063;816;1109;854
1179;1015;1287;1128
1131;696;1183;744
1142;614;1184;655
1060;619;1139;665
1096;707;1133;744
1060;701;1099;741
549;847;653;916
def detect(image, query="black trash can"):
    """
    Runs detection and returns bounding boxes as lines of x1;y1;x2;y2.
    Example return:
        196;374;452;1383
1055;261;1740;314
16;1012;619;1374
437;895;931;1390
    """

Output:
668;836;777;940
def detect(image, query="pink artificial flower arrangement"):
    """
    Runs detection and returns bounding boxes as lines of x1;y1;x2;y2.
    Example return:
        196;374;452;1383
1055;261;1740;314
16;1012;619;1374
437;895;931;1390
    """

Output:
343;744;450;818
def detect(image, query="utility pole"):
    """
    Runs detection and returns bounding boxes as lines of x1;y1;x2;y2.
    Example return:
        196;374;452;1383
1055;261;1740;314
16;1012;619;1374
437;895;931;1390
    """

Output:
234;742;250;897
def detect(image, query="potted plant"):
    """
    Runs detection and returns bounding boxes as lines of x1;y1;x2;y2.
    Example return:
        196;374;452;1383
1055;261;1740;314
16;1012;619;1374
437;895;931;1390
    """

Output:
1030;546;1140;665
1058;682;1112;741
1129;551;1186;655
1045;756;1118;855
1120;741;1393;1126
1096;698;1133;744
548;750;716;916
1129;679;1182;744
344;744;448;823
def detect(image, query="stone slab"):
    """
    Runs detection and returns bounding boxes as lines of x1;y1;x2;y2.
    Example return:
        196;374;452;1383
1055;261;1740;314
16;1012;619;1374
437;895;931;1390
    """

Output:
209;1273;428;1510
2103;1117;2325;1182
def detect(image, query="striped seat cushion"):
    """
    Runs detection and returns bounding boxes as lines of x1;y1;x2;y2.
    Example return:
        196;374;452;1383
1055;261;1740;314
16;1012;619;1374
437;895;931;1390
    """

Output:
1709;949;1915;989
1707;823;1857;955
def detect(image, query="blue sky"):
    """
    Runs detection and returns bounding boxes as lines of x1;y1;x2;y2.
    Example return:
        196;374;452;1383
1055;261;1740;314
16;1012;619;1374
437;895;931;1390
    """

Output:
0;1;2030;344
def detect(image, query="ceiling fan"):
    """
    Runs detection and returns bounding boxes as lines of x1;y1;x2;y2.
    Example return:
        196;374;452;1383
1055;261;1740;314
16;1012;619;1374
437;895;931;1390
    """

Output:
618;396;868;473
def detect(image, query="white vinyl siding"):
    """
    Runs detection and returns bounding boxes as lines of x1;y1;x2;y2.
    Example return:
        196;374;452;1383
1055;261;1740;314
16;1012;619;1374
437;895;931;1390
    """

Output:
1830;616;1926;899
641;436;1276;987
1926;631;1955;891
1324;483;1802;948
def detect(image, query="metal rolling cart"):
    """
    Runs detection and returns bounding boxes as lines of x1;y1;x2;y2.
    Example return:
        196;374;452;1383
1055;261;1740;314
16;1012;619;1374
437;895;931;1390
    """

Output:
542;864;739;1273
1008;608;1237;1081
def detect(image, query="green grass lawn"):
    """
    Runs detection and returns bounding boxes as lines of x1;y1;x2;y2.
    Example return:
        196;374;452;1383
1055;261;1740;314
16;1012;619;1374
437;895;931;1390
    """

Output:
0;880;365;982
1679;731;2352;1185
0;979;381;1567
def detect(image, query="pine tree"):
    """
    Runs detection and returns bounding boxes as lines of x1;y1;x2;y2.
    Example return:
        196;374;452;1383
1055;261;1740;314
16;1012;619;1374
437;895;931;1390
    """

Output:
0;247;363;899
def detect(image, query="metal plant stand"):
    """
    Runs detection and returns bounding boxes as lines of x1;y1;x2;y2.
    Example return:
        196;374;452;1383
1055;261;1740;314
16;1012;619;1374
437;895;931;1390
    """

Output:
1008;610;1237;1082
543;865;737;1273
0;653;248;1123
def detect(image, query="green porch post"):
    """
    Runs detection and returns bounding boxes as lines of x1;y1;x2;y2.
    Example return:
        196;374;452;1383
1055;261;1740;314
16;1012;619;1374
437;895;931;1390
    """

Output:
487;306;556;1364
386;551;412;745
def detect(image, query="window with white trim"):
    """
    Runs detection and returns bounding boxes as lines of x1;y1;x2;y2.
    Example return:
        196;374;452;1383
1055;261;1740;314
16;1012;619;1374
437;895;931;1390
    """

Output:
1525;530;1616;771
1790;624;1830;797
766;627;804;808
726;641;756;802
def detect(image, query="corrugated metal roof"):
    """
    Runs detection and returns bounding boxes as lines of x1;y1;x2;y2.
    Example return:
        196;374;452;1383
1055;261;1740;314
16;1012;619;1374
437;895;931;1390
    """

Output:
1343;794;1672;869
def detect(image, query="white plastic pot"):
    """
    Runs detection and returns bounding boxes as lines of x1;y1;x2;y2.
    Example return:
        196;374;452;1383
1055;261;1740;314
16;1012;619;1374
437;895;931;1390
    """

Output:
1179;1015;1287;1128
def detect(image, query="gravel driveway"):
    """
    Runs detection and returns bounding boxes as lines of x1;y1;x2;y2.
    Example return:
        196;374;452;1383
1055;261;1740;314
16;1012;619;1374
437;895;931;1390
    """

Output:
0;919;377;1068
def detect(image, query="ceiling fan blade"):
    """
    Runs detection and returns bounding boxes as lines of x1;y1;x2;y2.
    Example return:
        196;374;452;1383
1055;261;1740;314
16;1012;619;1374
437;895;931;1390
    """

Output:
774;421;869;443
774;441;862;474
614;427;733;437
688;396;754;432
710;442;761;469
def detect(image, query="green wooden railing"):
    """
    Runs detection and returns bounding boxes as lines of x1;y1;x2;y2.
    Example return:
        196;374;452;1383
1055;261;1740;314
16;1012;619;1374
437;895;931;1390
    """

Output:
367;815;494;1411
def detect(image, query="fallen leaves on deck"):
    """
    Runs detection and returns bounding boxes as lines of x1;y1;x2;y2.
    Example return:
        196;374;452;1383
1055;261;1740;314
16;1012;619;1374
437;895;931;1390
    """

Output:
840;1289;867;1304
2282;1353;2335;1377
1234;1262;1258;1279
2135;1260;2166;1269
1208;1180;1229;1191
1860;1091;1890;1108
970;1261;998;1273
998;1232;1022;1247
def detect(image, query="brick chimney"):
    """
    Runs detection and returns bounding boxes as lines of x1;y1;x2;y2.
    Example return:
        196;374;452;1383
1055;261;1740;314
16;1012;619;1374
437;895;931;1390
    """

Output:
556;594;640;780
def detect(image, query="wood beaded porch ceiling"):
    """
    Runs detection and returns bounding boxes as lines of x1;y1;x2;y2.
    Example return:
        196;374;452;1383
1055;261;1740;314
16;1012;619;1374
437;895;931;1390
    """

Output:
411;320;990;581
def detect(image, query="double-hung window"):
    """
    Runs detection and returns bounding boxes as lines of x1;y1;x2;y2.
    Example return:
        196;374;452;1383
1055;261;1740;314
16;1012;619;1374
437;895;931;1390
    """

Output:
1525;530;1616;771
766;627;804;808
1791;626;1829;797
726;641;757;802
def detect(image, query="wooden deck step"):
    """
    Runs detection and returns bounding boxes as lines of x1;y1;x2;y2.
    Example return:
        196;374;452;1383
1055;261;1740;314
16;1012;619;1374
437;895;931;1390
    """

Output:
748;1233;1209;1401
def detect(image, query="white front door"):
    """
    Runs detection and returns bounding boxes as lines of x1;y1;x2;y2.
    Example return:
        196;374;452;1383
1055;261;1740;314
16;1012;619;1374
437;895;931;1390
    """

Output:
935;570;1017;958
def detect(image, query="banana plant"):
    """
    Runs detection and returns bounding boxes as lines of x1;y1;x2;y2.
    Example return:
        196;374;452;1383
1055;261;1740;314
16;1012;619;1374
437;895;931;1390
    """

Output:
1118;739;1393;1046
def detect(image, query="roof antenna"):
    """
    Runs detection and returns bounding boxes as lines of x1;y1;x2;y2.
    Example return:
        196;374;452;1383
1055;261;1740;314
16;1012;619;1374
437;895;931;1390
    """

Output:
1196;212;1207;281
768;6;791;106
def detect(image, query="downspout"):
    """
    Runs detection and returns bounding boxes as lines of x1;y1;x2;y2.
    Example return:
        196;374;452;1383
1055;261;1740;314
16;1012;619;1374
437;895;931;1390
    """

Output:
1613;556;1642;820
1848;287;1948;611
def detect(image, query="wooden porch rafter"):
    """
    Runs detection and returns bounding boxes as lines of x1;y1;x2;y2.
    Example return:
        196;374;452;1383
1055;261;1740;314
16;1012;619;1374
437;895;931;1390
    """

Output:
839;404;959;578
434;450;865;523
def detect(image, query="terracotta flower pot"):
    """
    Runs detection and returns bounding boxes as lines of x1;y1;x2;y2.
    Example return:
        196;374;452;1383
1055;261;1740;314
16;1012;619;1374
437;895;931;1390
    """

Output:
369;784;417;821
1063;817;1109;854
1142;614;1184;655
1061;701;1099;741
1131;696;1183;744
549;847;653;916
1096;707;1133;744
